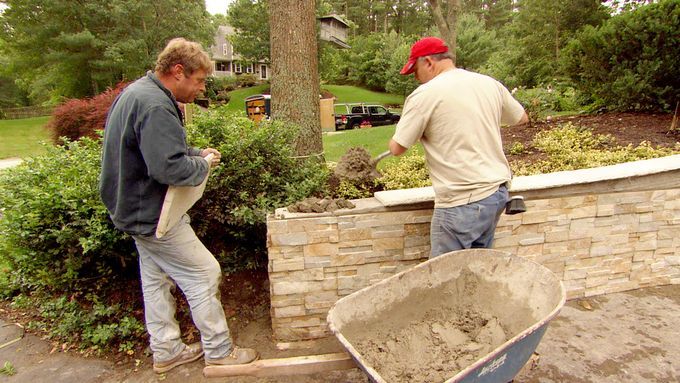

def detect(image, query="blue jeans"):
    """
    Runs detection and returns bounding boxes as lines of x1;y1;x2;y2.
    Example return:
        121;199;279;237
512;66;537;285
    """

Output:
132;214;232;363
430;185;509;258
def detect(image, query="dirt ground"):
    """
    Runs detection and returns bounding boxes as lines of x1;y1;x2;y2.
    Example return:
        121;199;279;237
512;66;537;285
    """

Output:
1;112;678;382
502;112;679;163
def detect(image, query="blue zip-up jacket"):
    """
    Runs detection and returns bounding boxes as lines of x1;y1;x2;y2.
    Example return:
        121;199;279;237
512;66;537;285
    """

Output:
99;72;208;235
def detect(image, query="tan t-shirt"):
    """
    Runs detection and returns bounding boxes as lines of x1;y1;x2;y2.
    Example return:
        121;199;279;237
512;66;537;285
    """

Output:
392;68;525;208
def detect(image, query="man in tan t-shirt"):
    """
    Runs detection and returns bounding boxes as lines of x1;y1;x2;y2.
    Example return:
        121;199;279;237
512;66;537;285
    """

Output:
389;36;528;257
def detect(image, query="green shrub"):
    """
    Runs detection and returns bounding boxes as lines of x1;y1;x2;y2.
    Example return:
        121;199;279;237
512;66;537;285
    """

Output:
377;151;431;190
561;1;680;112
237;74;258;88
0;137;135;295
513;84;581;120
205;76;239;102
186;108;328;270
215;91;231;104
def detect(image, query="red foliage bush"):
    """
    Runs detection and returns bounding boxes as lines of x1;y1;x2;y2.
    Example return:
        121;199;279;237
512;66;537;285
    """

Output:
47;82;129;144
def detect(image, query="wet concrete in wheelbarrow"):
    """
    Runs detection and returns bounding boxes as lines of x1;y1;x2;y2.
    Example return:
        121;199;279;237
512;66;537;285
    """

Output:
1;284;678;382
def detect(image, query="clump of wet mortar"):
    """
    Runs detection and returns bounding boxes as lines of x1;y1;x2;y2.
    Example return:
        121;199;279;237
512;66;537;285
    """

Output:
287;197;355;213
286;147;379;213
333;147;379;185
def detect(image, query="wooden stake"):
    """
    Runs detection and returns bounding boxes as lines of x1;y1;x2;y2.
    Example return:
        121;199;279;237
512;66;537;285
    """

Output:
202;352;356;378
670;101;679;132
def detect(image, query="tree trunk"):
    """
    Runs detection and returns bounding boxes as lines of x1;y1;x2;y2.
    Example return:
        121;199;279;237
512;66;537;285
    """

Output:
427;0;460;65
269;0;323;158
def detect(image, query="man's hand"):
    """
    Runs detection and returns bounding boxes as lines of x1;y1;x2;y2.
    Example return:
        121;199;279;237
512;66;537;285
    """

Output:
389;139;408;156
200;148;222;167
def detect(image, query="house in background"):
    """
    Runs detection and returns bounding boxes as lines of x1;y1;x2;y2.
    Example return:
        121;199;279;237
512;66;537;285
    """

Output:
210;25;269;80
210;15;349;81
318;14;350;49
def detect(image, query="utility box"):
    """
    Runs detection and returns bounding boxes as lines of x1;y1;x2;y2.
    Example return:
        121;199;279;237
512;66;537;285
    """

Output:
244;94;271;122
320;98;336;132
245;94;336;131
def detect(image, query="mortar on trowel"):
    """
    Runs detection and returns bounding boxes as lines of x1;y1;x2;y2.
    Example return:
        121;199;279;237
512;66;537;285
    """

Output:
333;147;391;184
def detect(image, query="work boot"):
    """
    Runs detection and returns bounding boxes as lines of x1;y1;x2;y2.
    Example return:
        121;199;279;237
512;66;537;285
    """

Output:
153;342;204;374
205;346;259;366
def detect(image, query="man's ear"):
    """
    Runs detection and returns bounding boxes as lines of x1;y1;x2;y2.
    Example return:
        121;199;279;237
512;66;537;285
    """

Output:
170;64;185;79
424;56;434;69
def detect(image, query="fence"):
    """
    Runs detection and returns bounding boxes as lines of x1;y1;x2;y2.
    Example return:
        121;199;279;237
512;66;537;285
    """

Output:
0;106;55;120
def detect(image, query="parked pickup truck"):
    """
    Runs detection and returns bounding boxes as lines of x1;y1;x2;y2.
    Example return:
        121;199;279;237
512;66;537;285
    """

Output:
335;103;400;130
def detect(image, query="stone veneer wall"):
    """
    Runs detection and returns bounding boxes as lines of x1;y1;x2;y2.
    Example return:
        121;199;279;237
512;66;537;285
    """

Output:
266;188;680;343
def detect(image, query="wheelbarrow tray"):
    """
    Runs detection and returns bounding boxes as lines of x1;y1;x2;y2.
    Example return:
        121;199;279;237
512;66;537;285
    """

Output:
327;249;566;383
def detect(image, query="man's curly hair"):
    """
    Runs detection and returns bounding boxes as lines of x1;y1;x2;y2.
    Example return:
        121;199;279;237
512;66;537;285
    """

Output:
155;38;213;76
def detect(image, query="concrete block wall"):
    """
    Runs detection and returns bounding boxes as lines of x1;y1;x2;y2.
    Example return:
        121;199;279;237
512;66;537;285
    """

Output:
266;188;680;343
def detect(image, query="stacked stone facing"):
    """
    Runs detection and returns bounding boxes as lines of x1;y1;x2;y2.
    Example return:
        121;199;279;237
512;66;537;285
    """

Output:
267;189;680;343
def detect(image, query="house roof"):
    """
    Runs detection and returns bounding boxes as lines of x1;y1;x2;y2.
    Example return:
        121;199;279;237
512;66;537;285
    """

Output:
318;14;349;27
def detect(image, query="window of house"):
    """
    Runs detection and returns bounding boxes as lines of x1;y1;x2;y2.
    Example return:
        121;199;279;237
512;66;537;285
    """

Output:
215;62;228;72
234;62;242;73
246;63;253;73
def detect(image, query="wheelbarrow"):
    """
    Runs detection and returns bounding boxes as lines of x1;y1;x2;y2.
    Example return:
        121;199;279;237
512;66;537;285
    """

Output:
327;249;566;383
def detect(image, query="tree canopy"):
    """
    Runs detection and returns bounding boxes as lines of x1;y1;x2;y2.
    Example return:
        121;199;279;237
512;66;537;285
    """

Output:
0;0;215;103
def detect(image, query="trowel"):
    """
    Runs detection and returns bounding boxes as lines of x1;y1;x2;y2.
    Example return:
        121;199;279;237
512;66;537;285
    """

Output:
369;150;391;178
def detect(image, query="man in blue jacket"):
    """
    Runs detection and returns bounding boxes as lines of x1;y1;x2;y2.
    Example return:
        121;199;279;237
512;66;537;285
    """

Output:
100;38;257;373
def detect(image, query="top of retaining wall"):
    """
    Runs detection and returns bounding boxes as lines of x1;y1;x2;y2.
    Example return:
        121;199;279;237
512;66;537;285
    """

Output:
274;154;680;220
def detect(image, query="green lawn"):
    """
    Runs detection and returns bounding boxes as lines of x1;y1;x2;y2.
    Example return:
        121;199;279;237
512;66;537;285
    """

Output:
322;124;423;166
223;84;270;113
321;85;405;106
0;116;51;159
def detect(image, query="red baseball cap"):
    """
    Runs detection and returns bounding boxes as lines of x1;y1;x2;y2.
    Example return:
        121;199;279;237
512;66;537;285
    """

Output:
400;37;449;75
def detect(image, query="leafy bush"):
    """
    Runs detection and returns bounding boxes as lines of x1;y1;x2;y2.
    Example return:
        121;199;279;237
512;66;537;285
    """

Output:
0;137;135;295
46;82;127;144
513;84;581;120
186;108;328;270
377;151;431;190
237;74;258;88
561;1;680;112
205;76;239;102
511;123;680;175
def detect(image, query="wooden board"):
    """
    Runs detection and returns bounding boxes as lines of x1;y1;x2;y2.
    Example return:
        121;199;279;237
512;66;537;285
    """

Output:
155;154;213;238
202;352;355;378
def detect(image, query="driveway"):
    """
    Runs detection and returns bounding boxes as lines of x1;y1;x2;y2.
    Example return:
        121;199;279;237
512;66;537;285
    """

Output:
1;284;678;383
